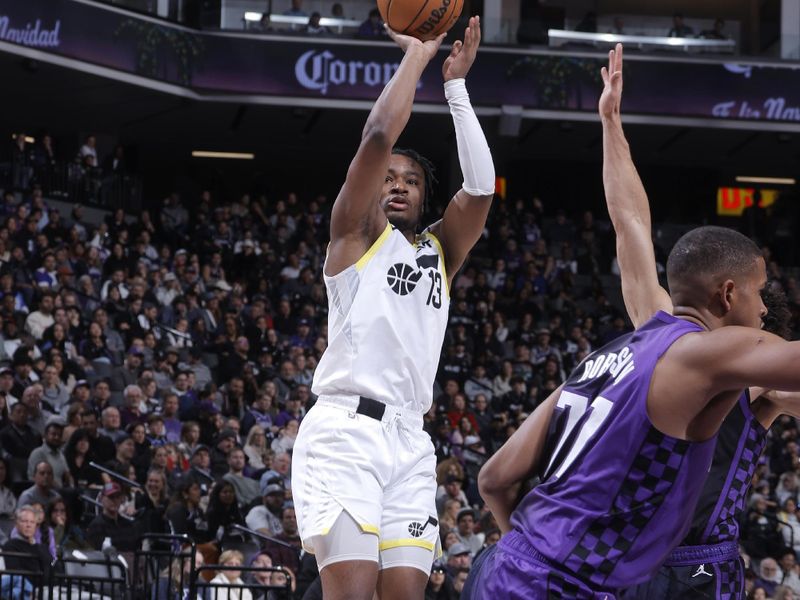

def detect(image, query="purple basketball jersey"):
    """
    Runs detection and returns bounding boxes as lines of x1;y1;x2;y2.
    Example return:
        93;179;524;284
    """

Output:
508;311;717;590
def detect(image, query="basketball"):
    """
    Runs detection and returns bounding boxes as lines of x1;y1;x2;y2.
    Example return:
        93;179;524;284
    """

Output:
377;0;464;41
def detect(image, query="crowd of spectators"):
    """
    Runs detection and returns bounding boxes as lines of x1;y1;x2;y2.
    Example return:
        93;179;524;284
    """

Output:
0;156;799;598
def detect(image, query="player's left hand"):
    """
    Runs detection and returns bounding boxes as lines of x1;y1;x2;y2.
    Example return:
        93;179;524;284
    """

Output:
442;16;481;81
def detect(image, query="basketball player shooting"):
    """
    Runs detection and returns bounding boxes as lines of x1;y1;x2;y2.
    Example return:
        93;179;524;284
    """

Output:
463;47;800;600
599;44;798;600
291;16;495;600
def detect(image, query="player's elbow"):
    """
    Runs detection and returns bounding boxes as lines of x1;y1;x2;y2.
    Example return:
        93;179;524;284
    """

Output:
361;123;391;148
478;462;505;498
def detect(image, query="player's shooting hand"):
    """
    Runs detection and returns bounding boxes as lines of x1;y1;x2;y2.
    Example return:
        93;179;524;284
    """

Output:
385;25;446;62
443;16;481;81
599;43;623;120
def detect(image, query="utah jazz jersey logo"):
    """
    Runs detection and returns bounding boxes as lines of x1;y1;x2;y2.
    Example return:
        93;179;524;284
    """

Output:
385;235;444;308
387;263;422;295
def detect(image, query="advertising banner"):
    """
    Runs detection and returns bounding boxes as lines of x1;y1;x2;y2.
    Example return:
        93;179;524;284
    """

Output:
2;0;800;126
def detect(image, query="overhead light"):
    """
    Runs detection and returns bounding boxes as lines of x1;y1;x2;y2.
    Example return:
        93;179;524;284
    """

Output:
11;135;35;143
735;176;796;185
244;11;262;21
191;151;255;160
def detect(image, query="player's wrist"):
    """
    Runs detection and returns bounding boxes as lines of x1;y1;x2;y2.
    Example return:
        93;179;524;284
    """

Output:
444;78;467;98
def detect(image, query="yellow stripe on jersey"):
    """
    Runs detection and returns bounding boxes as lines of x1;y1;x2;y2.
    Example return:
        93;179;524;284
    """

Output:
424;232;449;298
360;523;380;535
355;222;392;272
379;538;436;552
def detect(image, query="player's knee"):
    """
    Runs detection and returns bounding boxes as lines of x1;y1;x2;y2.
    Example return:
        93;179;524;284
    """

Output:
320;561;378;600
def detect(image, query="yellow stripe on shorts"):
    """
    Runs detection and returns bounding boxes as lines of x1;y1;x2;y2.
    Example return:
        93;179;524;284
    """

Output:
379;538;435;552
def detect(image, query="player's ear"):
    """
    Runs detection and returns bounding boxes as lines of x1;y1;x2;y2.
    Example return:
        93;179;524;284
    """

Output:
719;279;735;314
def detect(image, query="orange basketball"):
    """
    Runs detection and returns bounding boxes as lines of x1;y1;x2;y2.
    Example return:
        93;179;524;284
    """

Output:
377;0;464;41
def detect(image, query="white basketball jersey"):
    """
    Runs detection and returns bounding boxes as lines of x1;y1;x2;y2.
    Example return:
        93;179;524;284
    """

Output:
312;223;451;414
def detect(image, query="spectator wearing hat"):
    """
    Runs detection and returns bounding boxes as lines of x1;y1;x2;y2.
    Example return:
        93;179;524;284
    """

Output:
111;346;143;393
223;446;260;507
27;419;72;488
24;292;55;340
146;413;168;447
156;272;181;307
184;444;214;496
11;349;36;399
246;479;286;536
17;461;61;508
454;507;483;556
425;559;458;600
445;542;472;575
86;482;139;551
288;318;314;351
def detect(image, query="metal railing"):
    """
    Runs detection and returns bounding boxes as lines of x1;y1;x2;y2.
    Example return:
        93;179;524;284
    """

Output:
548;29;737;53
1;160;143;212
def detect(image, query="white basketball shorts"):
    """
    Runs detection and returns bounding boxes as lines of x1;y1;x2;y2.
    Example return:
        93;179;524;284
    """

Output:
292;395;440;568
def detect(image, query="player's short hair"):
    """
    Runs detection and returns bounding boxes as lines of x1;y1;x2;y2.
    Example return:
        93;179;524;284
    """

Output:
392;147;437;214
761;281;791;340
666;226;761;289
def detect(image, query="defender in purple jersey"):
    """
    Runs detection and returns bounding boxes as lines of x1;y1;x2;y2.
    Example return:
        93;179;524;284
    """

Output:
467;45;800;600
596;45;798;600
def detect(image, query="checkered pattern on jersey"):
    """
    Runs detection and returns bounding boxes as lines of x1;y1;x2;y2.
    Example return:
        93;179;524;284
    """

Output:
546;571;599;600
714;558;745;600
707;423;767;544
564;426;690;588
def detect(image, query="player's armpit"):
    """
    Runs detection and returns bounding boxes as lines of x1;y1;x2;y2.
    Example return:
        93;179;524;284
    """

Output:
428;189;493;283
478;386;561;533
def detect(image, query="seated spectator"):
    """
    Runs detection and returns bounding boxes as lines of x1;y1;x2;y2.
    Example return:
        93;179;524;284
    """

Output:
261;506;301;576
754;557;782;597
2;505;52;586
444;542;472;575
243;425;271;471
356;8;386;38
271;419;298;455
27;419;72;488
699;17;727;39
436;474;468;514
86;482;140;551
210;550;253;600
17;462;61;508
166;479;211;543
304;12;330;35
80;409;116;464
0;457;16;519
223;447;260;507
425;560;458;600
283;0;307;16
246;479;285;536
454;507;483;556
206;481;245;541
1;402;42;480
668;13;694;37
258;452;291;492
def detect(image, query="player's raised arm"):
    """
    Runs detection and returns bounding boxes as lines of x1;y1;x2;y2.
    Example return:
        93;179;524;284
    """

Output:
428;16;495;283
327;29;445;275
478;386;561;533
600;44;671;328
